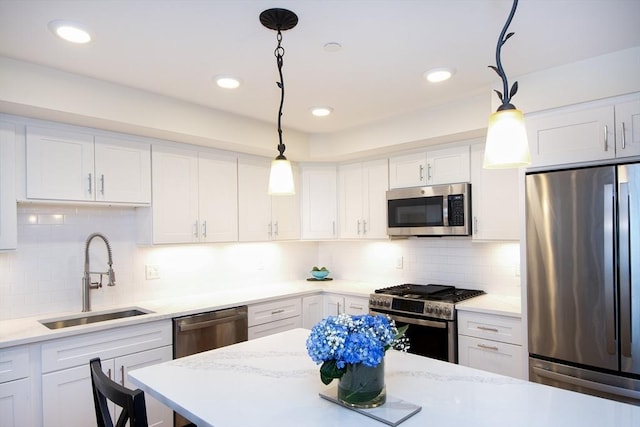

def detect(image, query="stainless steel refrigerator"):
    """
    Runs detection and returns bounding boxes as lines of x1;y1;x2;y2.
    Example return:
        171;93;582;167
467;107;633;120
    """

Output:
526;163;640;405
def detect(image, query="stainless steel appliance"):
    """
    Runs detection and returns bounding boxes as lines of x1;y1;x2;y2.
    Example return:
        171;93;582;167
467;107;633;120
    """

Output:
526;163;640;405
386;183;472;237
369;284;485;362
172;306;248;426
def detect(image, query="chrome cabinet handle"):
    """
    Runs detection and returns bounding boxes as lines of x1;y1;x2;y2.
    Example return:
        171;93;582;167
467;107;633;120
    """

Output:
604;125;609;151
362;219;367;234
193;221;199;237
120;365;125;386
202;220;207;238
100;174;105;195
477;343;499;351
357;220;361;235
427;164;432;181
419;164;424;181
271;309;285;315
268;222;272;239
603;183;616;355
477;326;499;333
274;221;279;237
474;216;479;234
88;173;92;194
621;122;627;149
107;368;112;379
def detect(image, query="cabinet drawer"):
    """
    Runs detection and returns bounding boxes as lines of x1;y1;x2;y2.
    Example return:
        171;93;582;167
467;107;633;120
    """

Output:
247;316;302;340
248;298;302;327
344;296;369;315
41;321;171;373
0;346;30;383
458;335;524;379
458;311;522;345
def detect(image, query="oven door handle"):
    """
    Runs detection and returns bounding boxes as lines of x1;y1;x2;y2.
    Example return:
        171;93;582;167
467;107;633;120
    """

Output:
385;313;447;329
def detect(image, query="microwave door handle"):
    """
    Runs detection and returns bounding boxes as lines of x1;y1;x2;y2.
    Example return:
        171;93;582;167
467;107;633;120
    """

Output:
619;182;632;357
603;183;616;356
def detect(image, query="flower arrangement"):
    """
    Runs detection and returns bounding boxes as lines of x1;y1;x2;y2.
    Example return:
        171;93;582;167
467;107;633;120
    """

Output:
306;313;409;385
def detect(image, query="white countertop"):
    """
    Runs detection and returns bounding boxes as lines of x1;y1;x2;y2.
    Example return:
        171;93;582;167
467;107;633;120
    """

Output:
0;280;377;348
455;293;522;317
129;328;640;427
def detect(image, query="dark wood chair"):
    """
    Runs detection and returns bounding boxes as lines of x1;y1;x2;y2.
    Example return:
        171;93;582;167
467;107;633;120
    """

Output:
89;357;149;427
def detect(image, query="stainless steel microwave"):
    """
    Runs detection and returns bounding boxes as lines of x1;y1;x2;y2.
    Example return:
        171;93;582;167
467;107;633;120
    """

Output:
386;183;471;237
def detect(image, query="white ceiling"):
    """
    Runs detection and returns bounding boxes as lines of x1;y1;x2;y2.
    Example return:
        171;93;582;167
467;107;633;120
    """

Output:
0;0;639;135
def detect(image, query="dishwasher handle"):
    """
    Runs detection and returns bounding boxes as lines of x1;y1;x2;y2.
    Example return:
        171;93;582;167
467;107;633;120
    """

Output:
177;312;247;332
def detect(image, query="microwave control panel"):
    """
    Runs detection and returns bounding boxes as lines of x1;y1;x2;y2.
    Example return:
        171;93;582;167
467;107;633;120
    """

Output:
447;194;465;226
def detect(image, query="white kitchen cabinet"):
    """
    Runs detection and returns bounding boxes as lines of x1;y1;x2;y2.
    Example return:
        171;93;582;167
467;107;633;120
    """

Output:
238;157;300;242
0;121;17;250
301;165;338;239
526;94;640;167
302;294;325;328
248;297;302;340
389;145;470;188
0;346;31;427
470;144;520;241
457;311;525;379
338;159;388;239
324;294;369;316
40;321;173;427
25;125;151;204
143;145;238;244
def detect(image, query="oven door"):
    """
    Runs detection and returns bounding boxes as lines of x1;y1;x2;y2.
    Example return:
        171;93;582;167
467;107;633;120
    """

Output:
371;308;456;363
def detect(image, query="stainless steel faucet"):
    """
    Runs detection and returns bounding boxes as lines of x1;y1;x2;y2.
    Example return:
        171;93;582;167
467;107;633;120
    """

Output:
82;232;116;312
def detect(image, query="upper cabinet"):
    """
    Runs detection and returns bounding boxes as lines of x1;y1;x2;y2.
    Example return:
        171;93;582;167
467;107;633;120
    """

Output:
141;145;238;244
0;121;17;250
389;145;470;189
470;144;520;241
526;94;640;168
238;157;300;242
338;159;388;239
25;125;151;204
300;165;338;240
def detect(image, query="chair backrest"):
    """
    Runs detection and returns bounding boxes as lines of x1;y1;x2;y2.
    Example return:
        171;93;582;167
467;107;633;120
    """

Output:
90;357;149;427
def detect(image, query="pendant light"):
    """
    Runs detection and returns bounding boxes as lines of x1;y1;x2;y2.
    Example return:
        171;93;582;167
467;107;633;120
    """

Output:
260;8;298;195
483;0;530;169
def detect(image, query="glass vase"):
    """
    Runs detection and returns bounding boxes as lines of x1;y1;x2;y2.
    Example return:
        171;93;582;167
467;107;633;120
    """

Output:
337;359;386;408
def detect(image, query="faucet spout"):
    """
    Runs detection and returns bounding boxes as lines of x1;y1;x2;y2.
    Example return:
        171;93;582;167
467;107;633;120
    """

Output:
82;233;116;312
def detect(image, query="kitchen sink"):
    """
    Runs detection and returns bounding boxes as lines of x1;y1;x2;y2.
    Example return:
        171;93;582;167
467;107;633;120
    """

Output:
39;307;153;329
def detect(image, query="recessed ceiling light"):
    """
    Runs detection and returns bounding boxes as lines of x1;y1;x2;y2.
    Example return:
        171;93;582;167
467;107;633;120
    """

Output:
424;67;456;83
215;76;241;89
48;20;92;44
310;107;333;117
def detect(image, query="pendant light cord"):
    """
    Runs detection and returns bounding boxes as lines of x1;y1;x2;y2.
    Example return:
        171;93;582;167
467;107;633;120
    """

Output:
490;0;519;111
275;29;286;159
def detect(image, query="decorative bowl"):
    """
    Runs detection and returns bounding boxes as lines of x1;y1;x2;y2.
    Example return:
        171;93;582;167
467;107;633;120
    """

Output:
310;270;330;280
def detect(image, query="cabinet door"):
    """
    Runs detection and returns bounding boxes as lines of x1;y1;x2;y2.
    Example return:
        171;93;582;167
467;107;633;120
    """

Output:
247;316;302;340
616;99;640;158
0;121;17;250
427;146;470;185
470;144;519;241
388;152;426;189
527;105;615;167
42;359;115;427
271;164;300;240
198;151;238;242
151;146;200;244
458;335;524;379
301;166;337;239
26;125;94;201
0;378;31;427
302;294;325;329
362;159;389;239
338;163;364;238
116;347;173;427
323;294;344;316
94;136;151;204
238;158;271;242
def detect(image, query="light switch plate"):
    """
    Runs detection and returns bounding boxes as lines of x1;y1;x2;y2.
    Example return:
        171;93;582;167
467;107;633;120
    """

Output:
145;264;160;280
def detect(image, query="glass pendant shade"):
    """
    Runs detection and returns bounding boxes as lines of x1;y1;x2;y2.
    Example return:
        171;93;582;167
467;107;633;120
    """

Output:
268;157;295;195
483;108;530;169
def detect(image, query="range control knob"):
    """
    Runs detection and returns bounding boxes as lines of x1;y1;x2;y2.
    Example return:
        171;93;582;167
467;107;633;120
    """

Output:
434;306;442;315
444;306;452;316
425;304;433;314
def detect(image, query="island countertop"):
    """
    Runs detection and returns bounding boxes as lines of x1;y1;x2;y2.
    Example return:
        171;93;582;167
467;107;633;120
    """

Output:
128;328;640;427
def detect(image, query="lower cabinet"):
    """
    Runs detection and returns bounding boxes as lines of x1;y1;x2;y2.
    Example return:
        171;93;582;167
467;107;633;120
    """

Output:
248;297;302;340
40;321;173;427
457;311;525;379
0;346;31;427
323;294;369;316
302;294;324;329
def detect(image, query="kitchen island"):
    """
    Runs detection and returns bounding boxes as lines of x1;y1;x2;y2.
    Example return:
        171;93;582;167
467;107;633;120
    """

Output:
129;328;640;427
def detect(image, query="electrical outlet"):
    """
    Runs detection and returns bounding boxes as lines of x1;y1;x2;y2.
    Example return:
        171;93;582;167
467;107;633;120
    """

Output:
145;264;160;280
395;256;404;269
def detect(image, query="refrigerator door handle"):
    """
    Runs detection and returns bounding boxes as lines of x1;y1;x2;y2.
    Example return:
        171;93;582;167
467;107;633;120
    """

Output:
619;182;632;358
532;366;640;400
603;183;616;355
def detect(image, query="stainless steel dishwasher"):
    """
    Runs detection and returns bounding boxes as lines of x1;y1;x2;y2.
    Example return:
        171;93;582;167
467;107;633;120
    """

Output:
172;305;248;426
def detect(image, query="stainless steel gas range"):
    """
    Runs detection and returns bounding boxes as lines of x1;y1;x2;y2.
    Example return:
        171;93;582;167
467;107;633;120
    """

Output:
369;284;485;363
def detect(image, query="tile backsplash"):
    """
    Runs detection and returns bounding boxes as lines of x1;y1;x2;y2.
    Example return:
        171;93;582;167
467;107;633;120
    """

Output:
0;205;521;321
